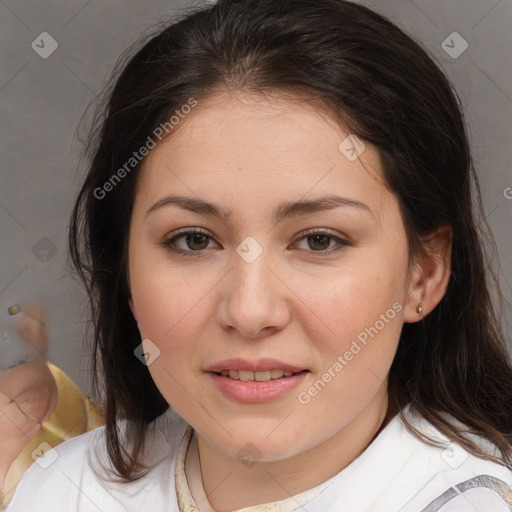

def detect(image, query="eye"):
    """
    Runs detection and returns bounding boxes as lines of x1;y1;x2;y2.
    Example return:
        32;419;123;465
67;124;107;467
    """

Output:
160;227;349;257
160;228;218;256
293;228;349;254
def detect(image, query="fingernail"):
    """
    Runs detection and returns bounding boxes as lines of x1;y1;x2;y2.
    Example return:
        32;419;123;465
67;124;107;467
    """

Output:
8;305;22;316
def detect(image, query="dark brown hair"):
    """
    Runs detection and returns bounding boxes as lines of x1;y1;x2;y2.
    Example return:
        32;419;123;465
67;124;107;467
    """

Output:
68;0;512;482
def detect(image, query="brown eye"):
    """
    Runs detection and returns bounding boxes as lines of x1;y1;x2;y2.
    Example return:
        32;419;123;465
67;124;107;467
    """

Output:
294;229;349;255
184;232;210;250
161;228;217;256
306;234;332;251
160;227;349;258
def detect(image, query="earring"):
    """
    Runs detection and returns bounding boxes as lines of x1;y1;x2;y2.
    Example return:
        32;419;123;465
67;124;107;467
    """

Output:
417;305;423;316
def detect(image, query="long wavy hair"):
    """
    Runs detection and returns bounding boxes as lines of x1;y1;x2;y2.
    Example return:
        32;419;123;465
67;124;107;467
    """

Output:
68;0;512;481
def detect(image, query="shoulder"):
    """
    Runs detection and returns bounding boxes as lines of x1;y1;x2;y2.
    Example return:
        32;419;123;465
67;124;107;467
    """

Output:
378;404;512;511
5;407;189;511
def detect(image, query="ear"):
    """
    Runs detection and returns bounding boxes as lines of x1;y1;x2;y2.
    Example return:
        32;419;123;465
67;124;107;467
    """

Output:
128;298;138;324
403;224;453;323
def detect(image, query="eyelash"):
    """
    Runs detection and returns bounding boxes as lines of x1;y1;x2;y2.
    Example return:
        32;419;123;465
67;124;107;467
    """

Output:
160;227;350;257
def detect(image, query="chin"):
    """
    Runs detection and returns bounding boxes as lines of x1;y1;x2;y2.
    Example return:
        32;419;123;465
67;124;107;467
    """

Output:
211;429;307;463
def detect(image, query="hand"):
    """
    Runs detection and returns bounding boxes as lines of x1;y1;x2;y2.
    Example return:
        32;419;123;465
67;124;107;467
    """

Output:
0;303;57;491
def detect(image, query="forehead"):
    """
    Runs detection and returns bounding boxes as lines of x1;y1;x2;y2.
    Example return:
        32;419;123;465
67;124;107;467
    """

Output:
135;91;388;215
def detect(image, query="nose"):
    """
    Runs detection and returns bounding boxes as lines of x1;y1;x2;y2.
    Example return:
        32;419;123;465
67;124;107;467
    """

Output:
216;250;291;340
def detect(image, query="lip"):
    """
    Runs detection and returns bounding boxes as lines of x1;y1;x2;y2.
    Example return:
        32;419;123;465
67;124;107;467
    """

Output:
204;358;307;373
206;370;309;403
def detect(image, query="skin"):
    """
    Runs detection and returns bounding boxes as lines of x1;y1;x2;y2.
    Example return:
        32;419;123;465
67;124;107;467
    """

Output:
0;303;57;494
128;91;452;511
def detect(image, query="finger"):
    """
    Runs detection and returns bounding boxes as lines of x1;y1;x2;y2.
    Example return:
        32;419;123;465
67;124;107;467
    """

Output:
13;314;48;358
0;363;57;425
0;399;42;438
18;301;47;326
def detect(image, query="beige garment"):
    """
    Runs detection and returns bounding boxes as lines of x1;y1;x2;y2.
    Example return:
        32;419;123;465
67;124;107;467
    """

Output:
175;426;335;512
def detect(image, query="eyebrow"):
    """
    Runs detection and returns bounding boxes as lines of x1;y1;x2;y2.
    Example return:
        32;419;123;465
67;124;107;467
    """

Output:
145;194;373;223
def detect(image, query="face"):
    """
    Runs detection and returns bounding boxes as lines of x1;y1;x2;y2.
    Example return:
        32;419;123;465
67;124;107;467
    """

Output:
127;91;413;462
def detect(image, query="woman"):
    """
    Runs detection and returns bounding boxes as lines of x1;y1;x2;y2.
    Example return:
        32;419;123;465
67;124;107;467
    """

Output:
6;0;512;510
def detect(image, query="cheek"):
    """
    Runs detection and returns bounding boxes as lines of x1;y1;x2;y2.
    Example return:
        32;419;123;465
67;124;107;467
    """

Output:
129;264;210;407
292;253;408;393
134;284;199;344
295;273;405;411
129;254;215;356
301;262;406;339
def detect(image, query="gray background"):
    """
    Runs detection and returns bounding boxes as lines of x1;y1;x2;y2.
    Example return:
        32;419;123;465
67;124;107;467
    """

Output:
0;0;510;396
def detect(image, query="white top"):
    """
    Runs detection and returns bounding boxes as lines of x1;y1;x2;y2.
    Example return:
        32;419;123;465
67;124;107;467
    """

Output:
5;403;512;512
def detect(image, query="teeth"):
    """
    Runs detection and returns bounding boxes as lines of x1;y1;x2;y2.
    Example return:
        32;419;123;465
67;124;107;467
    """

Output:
219;369;298;381
255;370;272;381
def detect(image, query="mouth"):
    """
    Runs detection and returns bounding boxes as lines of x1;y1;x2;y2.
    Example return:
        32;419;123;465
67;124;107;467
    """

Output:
210;369;309;382
205;365;310;403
